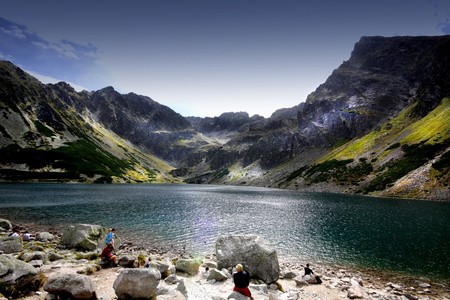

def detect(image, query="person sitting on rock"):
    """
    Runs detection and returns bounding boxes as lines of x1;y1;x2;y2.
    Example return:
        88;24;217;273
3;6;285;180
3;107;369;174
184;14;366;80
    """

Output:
233;264;253;299
22;231;31;241
101;242;118;267
304;263;322;284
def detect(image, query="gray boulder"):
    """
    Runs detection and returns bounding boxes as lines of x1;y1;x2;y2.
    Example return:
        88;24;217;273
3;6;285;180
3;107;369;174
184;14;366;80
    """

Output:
227;291;251;300
0;236;23;253
294;274;308;286
118;255;136;268
44;273;96;299
250;284;269;294
347;278;369;299
48;252;65;261
20;251;47;262
36;232;54;242
164;274;180;284
146;259;172;277
175;258;202;275
281;270;298;279
28;260;44;268
60;224;109;251
0;219;12;230
203;259;218;269
113;268;161;299
303;274;318;284
177;278;211;300
24;244;45;252
0;254;38;287
207;268;228;281
216;235;280;284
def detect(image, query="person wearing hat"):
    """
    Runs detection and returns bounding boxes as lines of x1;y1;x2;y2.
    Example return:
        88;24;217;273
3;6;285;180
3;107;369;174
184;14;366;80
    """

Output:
106;228;117;254
233;264;253;299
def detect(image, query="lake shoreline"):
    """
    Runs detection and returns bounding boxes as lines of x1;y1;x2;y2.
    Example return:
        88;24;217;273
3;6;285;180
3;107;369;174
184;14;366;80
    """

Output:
7;219;449;299
13;219;450;283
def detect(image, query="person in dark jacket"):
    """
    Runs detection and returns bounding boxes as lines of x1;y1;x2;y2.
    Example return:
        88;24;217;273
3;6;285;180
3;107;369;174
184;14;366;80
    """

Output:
101;242;118;266
304;263;322;284
233;264;253;299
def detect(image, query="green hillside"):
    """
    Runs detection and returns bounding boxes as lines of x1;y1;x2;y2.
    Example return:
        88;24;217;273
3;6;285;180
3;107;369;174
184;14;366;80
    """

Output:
281;98;449;199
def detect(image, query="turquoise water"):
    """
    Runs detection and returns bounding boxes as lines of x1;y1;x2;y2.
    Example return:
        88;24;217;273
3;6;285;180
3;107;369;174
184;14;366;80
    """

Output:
0;183;449;280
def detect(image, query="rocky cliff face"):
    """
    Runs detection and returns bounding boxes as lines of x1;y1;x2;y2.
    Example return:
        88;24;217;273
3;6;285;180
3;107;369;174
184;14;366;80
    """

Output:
0;35;448;199
295;36;450;148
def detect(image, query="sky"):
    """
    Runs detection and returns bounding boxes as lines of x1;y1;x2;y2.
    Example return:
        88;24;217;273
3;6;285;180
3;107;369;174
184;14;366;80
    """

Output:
1;1;449;118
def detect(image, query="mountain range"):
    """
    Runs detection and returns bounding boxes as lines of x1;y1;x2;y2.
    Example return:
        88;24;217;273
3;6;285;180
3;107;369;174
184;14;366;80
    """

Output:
0;35;448;200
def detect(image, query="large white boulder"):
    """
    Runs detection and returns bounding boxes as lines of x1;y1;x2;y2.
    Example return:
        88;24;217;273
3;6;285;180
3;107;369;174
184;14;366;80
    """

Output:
113;268;161;299
216;234;280;284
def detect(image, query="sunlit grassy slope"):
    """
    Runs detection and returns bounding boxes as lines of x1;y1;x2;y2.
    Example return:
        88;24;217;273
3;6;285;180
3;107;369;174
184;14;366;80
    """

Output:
282;98;449;198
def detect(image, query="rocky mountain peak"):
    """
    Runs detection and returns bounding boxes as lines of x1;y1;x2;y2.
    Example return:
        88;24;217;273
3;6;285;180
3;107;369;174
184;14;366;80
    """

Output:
296;35;450;147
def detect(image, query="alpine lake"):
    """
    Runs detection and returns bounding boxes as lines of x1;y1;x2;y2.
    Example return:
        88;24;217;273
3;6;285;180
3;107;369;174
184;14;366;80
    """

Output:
0;183;448;281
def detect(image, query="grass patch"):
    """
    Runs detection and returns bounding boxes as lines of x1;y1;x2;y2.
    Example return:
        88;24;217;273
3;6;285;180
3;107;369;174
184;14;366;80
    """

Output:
213;168;230;180
432;150;450;171
364;140;449;193
34;121;55;137
285;159;372;184
0;139;139;181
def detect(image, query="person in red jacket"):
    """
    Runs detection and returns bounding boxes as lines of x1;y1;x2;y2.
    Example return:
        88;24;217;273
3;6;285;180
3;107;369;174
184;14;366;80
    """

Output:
233;264;253;299
101;243;118;266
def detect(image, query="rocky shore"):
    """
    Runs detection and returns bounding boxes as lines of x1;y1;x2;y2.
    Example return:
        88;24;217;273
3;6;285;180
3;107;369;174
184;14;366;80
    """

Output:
0;219;449;300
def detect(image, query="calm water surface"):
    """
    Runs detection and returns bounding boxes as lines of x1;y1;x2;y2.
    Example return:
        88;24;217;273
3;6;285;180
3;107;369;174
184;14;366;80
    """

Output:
0;183;449;280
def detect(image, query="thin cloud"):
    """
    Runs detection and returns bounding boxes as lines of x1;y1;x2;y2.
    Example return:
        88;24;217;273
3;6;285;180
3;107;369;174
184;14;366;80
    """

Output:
0;16;108;90
1;25;27;39
429;0;450;34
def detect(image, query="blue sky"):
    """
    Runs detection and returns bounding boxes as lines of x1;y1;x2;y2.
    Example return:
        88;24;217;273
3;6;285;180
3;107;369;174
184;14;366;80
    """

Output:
1;0;449;118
